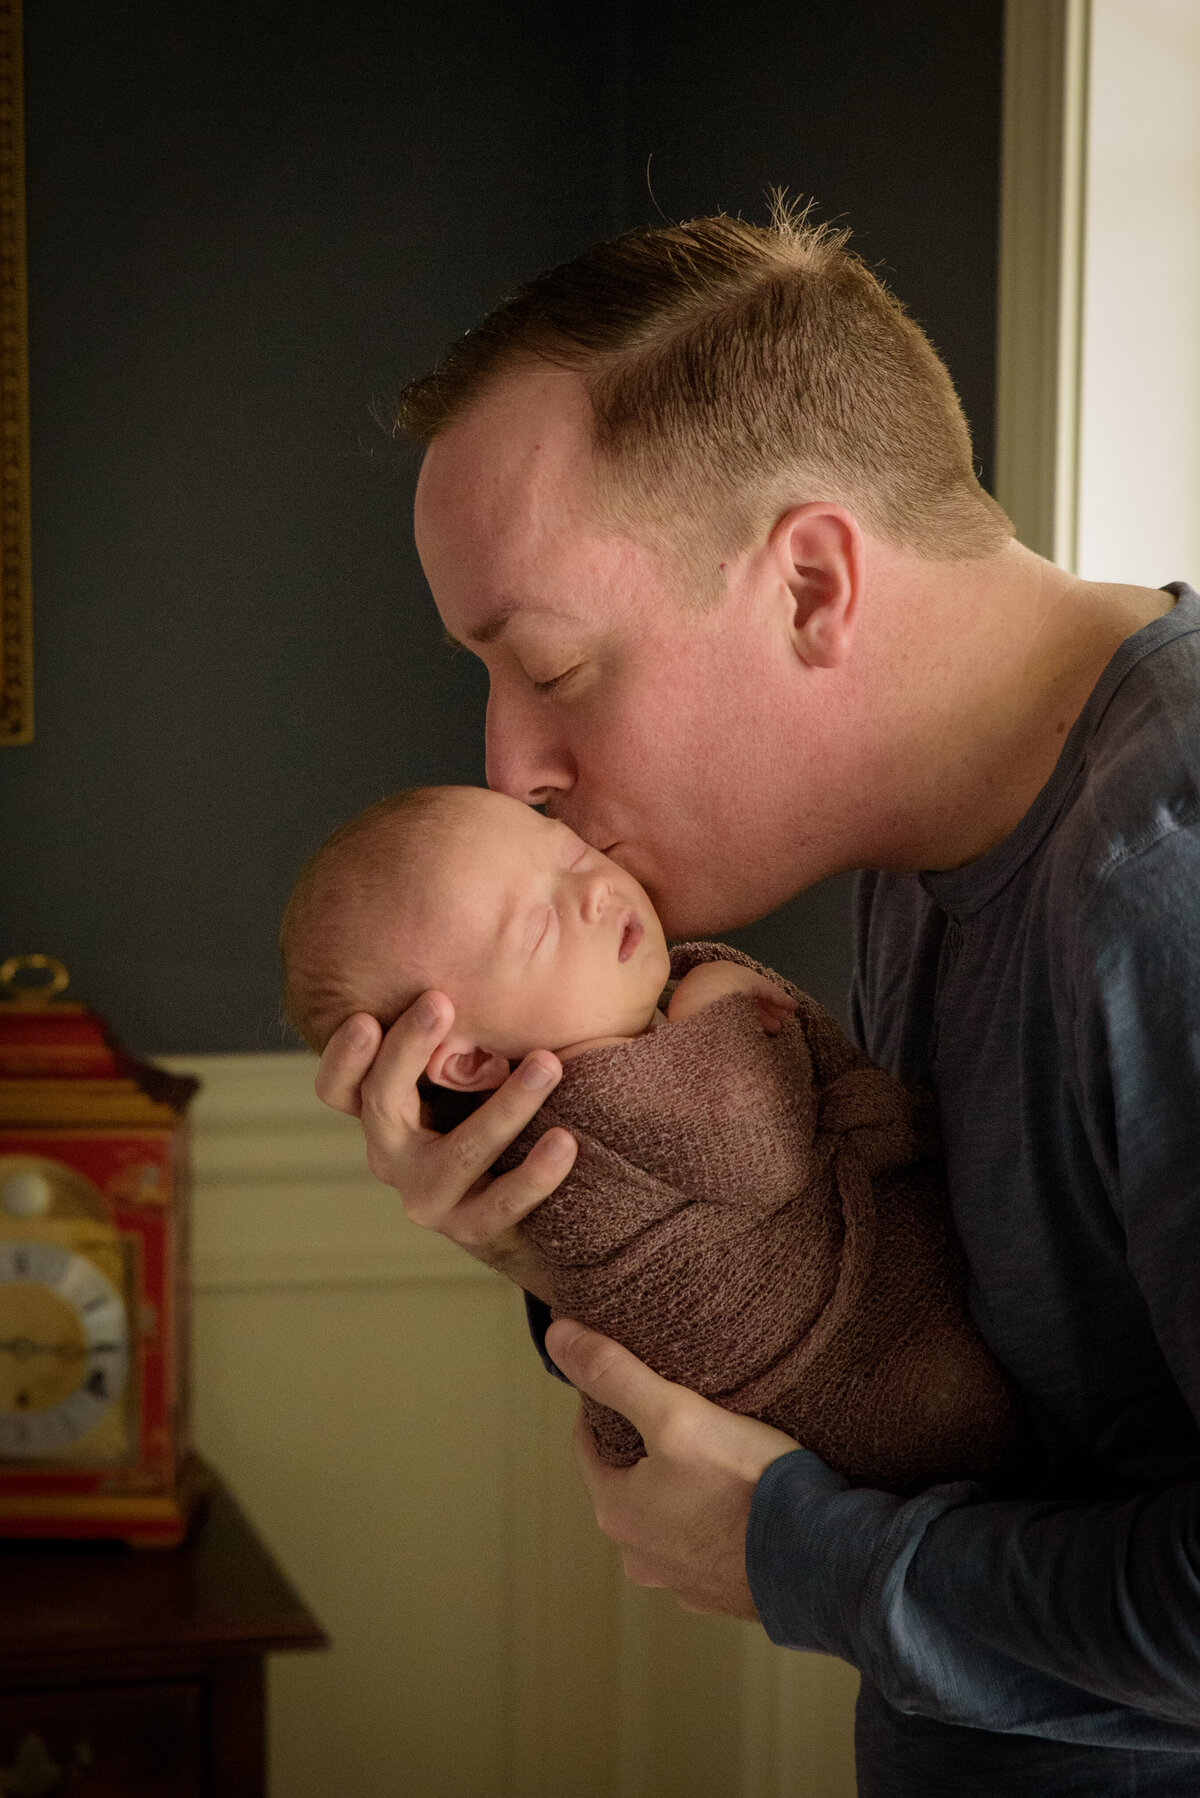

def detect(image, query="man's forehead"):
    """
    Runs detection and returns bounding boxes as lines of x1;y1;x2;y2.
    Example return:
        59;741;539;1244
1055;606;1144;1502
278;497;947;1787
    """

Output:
422;434;615;648
414;370;665;642
416;369;595;528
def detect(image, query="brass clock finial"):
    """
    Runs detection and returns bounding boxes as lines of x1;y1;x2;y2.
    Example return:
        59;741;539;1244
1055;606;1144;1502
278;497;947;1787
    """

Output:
0;957;70;1008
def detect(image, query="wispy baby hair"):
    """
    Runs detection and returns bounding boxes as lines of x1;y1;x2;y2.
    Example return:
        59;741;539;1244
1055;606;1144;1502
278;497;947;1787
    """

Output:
280;784;470;1053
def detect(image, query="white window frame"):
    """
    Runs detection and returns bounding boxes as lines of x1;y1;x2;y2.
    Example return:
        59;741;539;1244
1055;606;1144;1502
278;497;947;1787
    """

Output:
997;0;1200;585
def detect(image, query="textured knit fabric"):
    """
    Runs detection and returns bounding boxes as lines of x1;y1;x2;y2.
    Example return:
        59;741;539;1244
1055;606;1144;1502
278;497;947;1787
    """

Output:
498;939;1026;1494
743;581;1200;1791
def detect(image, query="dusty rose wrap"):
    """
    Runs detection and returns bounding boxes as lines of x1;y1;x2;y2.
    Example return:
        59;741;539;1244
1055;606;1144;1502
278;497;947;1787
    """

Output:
492;941;1026;1494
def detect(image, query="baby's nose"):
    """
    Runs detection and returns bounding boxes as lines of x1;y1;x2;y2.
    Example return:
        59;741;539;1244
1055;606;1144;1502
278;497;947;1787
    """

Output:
581;874;610;922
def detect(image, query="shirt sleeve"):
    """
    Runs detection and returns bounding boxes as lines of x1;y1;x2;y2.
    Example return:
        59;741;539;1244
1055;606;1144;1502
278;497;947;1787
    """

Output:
746;825;1200;1747
524;1290;573;1385
747;1454;1200;1747
1070;828;1200;1425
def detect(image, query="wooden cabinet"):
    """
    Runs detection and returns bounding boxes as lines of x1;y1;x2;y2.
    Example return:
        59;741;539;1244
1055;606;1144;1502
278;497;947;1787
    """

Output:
0;1464;328;1796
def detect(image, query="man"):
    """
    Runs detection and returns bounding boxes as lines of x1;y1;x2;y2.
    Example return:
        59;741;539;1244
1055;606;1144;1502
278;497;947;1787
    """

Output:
315;208;1200;1794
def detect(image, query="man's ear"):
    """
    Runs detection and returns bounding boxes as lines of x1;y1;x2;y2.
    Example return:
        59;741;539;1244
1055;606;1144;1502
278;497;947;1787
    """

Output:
769;502;863;669
424;1038;512;1092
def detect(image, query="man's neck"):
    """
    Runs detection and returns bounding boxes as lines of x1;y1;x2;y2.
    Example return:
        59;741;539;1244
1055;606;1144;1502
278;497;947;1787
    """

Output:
856;543;1175;873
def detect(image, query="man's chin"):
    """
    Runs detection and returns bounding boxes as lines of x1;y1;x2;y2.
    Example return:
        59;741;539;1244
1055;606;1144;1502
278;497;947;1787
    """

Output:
609;851;773;940
654;896;761;941
661;869;809;938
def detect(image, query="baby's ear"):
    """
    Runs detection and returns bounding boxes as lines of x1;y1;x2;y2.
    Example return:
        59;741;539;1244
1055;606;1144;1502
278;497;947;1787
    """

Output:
424;1039;512;1092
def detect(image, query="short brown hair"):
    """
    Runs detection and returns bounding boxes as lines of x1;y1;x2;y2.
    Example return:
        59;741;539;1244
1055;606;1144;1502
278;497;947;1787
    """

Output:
280;786;467;1052
397;197;1012;602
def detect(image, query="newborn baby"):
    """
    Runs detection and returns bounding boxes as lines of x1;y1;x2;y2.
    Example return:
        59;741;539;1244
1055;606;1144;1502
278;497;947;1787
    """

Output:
282;783;1027;1495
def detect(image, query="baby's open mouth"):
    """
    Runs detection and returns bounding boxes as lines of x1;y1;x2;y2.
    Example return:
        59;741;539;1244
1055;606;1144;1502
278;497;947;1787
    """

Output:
618;914;643;962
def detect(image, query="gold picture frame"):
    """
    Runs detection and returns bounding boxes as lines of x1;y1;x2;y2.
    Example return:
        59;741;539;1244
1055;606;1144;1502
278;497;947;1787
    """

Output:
0;0;31;746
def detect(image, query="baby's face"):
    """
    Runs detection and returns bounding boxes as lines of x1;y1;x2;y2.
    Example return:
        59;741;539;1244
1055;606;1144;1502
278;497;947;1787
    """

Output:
410;791;671;1085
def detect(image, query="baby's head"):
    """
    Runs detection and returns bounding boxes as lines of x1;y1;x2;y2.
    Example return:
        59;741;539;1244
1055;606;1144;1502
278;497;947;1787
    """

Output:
281;785;672;1090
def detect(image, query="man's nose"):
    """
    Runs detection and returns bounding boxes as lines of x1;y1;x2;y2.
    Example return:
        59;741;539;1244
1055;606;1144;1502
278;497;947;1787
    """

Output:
484;687;572;807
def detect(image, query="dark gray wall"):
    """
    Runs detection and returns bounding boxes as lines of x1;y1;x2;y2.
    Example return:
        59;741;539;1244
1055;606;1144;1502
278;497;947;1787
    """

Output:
2;0;1003;1052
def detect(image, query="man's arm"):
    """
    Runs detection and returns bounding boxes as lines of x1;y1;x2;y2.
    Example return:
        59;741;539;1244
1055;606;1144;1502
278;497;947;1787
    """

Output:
545;1317;1200;1749
748;1455;1200;1746
540;1321;1200;1747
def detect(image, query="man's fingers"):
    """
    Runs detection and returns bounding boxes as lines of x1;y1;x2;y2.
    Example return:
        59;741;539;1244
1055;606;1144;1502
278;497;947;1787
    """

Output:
547;1321;691;1452
427;1053;571;1203
447;1120;578;1246
357;992;456;1129
553;1322;802;1479
314;1012;383;1115
315;999;572;1304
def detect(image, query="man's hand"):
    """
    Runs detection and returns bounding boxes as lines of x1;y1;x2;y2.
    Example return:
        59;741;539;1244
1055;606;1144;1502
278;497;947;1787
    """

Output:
315;995;576;1303
546;1319;800;1619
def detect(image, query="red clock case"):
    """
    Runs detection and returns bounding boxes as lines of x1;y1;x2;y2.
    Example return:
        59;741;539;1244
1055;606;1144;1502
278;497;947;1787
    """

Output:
0;964;210;1544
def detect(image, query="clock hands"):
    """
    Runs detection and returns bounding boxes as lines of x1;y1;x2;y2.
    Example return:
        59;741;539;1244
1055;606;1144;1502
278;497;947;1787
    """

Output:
1;1336;120;1363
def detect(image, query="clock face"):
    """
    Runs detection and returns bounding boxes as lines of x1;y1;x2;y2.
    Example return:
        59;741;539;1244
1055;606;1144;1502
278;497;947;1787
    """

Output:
0;1239;131;1458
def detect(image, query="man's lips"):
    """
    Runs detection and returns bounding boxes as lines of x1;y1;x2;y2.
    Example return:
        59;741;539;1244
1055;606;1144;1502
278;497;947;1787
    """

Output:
618;912;643;962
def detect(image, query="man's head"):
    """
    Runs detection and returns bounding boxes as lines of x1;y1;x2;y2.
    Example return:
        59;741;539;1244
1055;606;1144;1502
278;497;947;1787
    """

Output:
402;202;1016;929
281;784;671;1089
401;200;1010;590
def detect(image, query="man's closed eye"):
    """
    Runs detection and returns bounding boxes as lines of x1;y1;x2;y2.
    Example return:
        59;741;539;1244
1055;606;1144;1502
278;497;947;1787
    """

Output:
532;665;581;692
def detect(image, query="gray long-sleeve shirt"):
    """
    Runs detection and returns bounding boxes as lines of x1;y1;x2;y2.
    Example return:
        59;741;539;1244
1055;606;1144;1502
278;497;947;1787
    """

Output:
745;580;1200;1794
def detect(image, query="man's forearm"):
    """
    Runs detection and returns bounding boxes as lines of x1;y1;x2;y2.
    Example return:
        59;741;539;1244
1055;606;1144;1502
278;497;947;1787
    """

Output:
749;1452;1200;1748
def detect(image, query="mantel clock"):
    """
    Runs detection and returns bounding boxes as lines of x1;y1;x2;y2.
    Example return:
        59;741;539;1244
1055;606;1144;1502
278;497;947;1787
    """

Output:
0;955;210;1544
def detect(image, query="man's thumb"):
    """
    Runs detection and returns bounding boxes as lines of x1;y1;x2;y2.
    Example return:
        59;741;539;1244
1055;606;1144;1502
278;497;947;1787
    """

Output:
546;1319;669;1436
546;1318;619;1390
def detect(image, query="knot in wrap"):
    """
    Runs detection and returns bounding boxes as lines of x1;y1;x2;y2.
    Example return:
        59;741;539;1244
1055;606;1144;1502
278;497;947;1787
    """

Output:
816;1064;919;1178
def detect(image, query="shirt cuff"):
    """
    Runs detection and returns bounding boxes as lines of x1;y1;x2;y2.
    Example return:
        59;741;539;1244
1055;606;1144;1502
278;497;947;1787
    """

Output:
746;1450;980;1671
523;1290;574;1385
746;1448;899;1659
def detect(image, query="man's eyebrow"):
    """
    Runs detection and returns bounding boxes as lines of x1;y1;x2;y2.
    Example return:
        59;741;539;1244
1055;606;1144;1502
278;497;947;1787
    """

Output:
442;605;519;655
442;602;578;655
